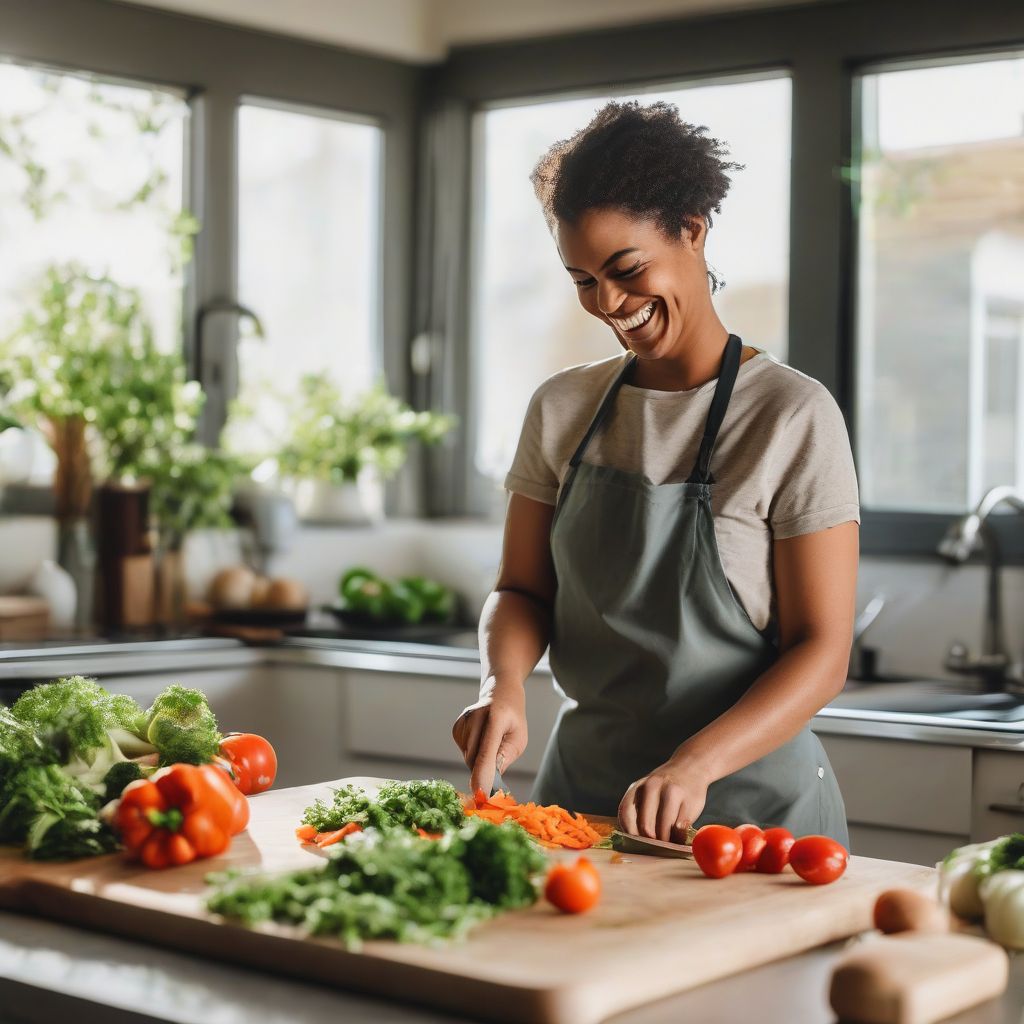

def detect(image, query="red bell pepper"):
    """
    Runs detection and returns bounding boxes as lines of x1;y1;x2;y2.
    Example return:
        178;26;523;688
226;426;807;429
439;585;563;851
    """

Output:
114;763;239;869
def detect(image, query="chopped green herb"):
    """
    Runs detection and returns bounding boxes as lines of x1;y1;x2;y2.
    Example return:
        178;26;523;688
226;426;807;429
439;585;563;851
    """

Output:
207;817;546;948
301;778;466;834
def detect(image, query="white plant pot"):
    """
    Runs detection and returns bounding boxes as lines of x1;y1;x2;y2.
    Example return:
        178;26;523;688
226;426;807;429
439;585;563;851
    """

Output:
288;471;384;525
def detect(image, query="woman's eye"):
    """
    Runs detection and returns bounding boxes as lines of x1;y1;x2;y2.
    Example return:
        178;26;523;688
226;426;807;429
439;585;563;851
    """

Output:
615;263;645;279
573;278;596;289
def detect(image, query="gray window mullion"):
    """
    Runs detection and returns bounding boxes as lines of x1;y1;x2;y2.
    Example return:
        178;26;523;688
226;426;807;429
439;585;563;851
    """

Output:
190;90;240;447
786;53;849;402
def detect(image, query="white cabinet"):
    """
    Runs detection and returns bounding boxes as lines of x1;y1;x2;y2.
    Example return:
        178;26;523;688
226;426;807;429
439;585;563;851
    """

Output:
972;750;1024;841
341;668;566;795
815;733;971;865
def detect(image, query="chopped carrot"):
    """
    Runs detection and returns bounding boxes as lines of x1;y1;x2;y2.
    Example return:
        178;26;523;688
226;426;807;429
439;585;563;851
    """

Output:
415;828;444;840
313;822;362;848
295;824;318;843
463;790;603;849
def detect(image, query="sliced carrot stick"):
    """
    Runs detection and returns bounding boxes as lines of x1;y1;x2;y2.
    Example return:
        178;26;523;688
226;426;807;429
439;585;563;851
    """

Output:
295;824;318;842
313;822;362;848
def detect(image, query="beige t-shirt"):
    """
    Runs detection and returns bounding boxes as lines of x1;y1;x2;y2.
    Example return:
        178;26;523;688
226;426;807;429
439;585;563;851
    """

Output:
504;348;860;634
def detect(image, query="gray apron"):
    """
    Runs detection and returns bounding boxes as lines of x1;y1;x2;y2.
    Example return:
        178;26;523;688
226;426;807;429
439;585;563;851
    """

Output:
532;334;848;845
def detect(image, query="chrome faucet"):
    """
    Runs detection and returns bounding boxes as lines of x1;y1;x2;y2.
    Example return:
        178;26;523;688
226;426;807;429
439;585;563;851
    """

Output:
938;484;1024;692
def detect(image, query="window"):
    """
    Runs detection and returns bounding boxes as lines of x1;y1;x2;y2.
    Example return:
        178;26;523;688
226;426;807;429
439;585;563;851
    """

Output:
232;100;383;452
470;74;792;491
0;61;188;353
854;53;1024;513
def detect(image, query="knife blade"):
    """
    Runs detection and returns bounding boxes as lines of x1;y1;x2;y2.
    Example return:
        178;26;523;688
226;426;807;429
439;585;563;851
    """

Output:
491;768;508;797
611;830;694;858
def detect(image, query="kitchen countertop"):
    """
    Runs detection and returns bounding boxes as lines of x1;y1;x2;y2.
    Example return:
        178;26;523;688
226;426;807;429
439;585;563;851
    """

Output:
2;634;1024;750
1;909;1020;1024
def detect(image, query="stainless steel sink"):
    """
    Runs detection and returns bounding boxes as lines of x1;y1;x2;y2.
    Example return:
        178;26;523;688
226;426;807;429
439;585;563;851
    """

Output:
829;679;1024;724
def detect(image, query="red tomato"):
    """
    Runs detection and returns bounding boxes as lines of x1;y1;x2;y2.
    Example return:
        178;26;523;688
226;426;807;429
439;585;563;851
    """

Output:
789;835;849;885
691;824;743;878
545;856;601;914
734;824;767;871
755;827;796;874
219;733;278;795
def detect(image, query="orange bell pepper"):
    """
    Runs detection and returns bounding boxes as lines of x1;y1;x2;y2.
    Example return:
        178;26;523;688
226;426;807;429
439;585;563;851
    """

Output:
114;763;238;869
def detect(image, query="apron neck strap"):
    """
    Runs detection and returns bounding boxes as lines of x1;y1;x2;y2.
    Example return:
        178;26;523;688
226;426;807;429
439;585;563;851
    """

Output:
568;334;745;476
686;333;743;484
568;353;638;468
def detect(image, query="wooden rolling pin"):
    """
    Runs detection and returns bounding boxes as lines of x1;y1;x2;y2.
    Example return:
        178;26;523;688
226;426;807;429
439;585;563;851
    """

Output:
829;932;1009;1024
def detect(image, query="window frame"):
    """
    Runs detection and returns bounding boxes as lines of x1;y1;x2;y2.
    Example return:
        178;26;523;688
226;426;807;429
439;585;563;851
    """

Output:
432;0;1024;559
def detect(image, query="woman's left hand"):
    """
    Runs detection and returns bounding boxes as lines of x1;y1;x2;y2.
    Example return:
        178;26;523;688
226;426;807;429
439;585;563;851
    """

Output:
617;756;711;843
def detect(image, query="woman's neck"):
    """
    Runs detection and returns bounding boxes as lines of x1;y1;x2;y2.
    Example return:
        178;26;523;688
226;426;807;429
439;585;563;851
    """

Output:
629;306;750;392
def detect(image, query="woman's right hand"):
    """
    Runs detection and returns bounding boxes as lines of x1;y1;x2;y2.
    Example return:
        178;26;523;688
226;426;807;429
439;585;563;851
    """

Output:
452;678;528;796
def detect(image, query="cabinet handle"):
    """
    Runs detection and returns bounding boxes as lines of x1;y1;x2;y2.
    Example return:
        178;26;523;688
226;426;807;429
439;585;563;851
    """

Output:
987;803;1024;816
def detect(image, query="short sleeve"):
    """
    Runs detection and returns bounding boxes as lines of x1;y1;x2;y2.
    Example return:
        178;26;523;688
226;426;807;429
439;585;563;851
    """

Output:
768;383;860;539
503;384;560;506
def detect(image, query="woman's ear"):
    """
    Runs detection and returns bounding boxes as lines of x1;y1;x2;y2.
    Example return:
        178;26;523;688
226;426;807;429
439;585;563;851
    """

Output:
683;216;707;250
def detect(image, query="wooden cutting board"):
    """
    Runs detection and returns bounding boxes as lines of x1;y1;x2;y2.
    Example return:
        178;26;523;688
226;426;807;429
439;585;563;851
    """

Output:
0;776;936;1024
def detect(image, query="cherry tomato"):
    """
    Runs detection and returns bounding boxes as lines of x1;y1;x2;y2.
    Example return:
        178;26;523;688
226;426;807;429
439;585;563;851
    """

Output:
734;823;767;871
219;733;277;795
789;835;849;885
691;824;743;878
545;856;601;914
755;827;796;874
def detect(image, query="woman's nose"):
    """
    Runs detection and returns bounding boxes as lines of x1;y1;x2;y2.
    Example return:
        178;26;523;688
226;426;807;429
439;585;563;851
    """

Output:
596;278;625;316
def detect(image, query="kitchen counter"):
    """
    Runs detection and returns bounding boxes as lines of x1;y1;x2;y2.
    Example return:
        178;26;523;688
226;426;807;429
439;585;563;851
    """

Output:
2;634;1023;751
1;909;1020;1024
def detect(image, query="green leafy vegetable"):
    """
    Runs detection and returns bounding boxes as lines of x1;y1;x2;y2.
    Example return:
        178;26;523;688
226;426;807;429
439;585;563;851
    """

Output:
10;676;145;764
301;779;466;835
0;762;117;859
144;684;221;765
982;834;1024;876
102;759;147;801
0;676;223;860
207;817;545;947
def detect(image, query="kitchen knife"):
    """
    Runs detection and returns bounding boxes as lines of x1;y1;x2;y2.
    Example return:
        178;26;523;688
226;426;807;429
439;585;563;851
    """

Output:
611;830;694;858
491;768;508;797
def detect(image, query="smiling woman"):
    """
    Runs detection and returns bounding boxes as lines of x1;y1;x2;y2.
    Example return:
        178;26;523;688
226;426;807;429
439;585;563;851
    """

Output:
453;100;860;849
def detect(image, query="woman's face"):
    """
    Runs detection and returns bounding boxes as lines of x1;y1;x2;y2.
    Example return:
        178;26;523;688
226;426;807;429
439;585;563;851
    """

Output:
555;207;707;361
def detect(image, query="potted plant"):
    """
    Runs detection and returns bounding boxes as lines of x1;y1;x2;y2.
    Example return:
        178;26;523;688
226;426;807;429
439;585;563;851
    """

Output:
274;375;456;524
1;264;209;628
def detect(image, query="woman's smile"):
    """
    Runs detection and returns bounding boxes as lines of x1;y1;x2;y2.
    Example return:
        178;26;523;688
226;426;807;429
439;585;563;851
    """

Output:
608;297;662;344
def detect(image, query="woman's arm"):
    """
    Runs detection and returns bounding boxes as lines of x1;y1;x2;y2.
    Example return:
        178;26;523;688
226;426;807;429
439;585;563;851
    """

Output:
452;492;556;794
618;520;859;840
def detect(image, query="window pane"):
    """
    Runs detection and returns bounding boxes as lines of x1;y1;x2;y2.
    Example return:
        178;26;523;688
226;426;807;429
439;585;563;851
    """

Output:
234;101;381;450
471;76;791;486
0;62;188;353
855;55;1024;512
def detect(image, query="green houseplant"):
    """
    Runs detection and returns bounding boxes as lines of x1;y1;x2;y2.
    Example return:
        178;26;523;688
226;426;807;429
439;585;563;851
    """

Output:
1;264;246;625
274;374;456;523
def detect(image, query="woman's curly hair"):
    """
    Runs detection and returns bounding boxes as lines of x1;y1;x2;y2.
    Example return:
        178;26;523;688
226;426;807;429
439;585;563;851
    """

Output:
530;100;744;292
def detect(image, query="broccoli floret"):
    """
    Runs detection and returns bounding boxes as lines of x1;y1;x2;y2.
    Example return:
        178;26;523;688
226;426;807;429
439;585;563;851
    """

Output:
0;704;45;768
102;759;146;801
11;676;146;763
145;684;221;765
